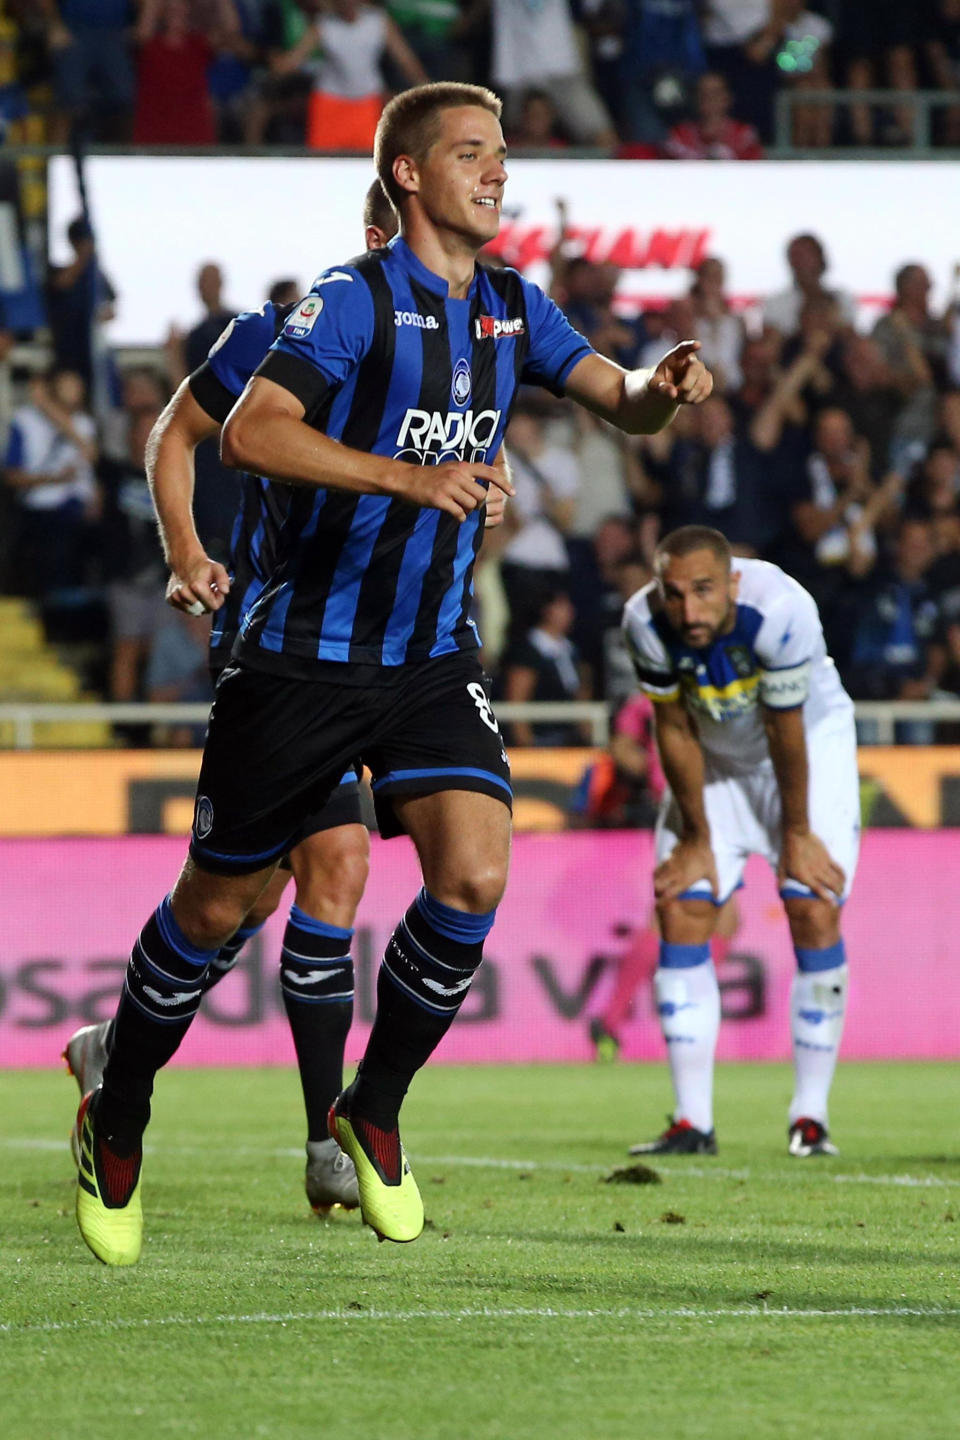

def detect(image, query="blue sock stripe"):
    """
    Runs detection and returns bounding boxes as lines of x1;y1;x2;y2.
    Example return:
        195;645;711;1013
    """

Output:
233;921;265;942
156;896;219;967
135;937;207;990
659;941;711;970
415;888;497;943
289;903;354;941
281;946;351;966
399;917;471;975
794;939;847;973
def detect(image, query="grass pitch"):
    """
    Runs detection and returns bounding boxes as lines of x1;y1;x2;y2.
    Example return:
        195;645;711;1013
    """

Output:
1;1061;958;1440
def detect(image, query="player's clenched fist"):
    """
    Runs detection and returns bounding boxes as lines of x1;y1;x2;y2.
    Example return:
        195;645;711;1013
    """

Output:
389;459;514;522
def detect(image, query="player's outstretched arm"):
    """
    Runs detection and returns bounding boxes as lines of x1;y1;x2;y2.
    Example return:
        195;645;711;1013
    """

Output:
147;380;231;614
564;344;714;436
651;697;719;902
762;704;846;901
221;376;513;521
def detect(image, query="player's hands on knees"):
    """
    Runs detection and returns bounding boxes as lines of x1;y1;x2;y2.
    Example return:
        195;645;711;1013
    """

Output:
779;830;845;902
648;341;714;405
392;460;514;522
654;836;719;902
166;557;231;614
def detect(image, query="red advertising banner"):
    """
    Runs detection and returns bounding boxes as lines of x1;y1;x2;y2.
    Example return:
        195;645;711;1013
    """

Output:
1;832;958;1067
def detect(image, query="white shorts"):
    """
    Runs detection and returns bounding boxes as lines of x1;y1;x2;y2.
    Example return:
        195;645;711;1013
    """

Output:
654;717;860;905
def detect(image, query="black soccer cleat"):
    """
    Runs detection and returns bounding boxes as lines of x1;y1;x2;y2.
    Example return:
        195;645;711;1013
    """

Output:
788;1117;839;1157
628;1118;718;1156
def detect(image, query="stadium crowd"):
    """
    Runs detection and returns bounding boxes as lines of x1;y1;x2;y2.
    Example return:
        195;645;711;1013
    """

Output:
1;2;959;152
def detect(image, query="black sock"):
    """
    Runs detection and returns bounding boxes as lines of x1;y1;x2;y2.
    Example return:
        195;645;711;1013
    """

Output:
350;889;496;1130
280;904;354;1143
200;921;264;994
98;896;218;1151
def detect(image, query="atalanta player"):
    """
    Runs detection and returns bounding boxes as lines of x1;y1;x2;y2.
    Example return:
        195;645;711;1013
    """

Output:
75;83;712;1263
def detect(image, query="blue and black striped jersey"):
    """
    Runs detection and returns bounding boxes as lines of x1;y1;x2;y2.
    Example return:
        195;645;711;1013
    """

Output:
188;301;295;669
236;237;594;677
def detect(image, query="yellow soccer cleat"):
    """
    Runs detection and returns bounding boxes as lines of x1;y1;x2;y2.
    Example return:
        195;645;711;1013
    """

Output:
75;1092;143;1267
328;1094;423;1244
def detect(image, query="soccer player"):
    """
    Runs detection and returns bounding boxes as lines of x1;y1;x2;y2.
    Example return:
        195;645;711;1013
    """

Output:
66;181;403;1220
622;525;858;1158
74;81;713;1264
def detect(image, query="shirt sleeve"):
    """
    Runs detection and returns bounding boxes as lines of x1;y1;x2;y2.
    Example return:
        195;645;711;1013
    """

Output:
257;269;375;413
622;598;680;702
753;587;821;709
193;307;279;422
519;276;594;395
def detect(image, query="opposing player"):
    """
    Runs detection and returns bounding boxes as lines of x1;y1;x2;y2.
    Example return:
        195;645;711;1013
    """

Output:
623;525;858;1158
74;81;713;1265
65;182;403;1221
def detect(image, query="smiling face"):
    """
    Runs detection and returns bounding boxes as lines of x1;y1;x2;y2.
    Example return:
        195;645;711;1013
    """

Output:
401;105;508;248
656;547;739;650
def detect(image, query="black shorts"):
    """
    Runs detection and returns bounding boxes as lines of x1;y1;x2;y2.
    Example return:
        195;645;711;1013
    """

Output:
190;652;511;874
208;656;364;857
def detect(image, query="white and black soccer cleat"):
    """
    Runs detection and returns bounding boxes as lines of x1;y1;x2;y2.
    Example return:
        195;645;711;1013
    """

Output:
788;1117;839;1157
305;1137;360;1213
629;1118;718;1156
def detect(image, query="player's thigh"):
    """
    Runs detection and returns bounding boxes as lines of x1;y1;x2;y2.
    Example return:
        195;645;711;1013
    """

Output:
777;721;860;902
169;854;280;949
367;654;512;842
654;773;752;905
394;788;512;913
189;665;362;876
288;818;371;928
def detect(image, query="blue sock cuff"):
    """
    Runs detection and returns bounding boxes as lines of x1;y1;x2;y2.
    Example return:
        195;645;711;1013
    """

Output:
795;939;846;973
234;921;266;942
288;903;353;942
416;887;497;943
659;941;711;970
157;895;219;967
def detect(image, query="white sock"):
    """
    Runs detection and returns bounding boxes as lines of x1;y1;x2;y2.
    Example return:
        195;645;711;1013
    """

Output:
654;949;720;1134
789;963;848;1126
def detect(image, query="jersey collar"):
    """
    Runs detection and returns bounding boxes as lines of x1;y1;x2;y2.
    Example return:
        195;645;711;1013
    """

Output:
388;236;479;300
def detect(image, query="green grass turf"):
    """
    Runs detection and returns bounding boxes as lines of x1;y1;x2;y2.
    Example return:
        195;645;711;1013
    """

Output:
1;1061;958;1440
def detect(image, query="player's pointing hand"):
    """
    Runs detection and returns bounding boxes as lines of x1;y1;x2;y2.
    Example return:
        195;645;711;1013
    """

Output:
648;341;714;406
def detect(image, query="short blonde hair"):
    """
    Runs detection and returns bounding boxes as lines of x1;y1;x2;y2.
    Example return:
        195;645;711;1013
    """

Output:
374;83;502;209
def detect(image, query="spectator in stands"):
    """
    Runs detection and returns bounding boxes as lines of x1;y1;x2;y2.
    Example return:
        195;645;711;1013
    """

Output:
168;261;236;383
101;363;170;464
567;513;645;696
767;0;835;148
499;584;589;746
506;88;568;149
762;232;856;340
499;403;580;635
873;263;952;471
245;0;321;145
836;0;920;146
100;404;168;712
46;216;117;397
903;438;960;522
776;293;848;416
609;0;706;147
922;0;960;146
831;334;906;481
134;0;240;146
145;608;214;746
662;69;764;159
40;0;136;143
206;0;266;143
386;0;468;81
274;0;426;152
2;368;99;601
489;0;617;147
845;518;942;731
688;255;745;394
575;688;665;829
699;0;780;142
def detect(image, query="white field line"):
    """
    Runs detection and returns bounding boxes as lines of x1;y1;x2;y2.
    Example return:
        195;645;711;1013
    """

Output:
2;1137;958;1188
2;1305;960;1338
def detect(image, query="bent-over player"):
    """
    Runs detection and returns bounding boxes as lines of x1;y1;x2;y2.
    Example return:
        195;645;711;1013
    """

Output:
623;525;858;1158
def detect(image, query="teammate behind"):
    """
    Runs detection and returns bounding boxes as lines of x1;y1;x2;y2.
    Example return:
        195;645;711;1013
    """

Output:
623;526;858;1158
65;181;401;1219
74;83;713;1265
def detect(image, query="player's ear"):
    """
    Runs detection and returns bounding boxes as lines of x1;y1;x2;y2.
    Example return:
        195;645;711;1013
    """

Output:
365;225;389;250
393;154;419;198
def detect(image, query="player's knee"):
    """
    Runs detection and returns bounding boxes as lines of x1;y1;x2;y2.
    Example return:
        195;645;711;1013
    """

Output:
784;897;840;950
291;827;370;920
656;898;715;946
438;863;507;915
